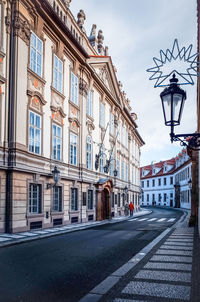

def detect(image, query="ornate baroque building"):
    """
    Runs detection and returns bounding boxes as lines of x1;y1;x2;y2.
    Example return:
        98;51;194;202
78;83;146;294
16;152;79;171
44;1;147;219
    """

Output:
141;149;192;209
0;0;144;233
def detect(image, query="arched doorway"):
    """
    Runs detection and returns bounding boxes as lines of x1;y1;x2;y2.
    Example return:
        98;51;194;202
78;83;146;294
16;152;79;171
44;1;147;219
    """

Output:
101;188;110;220
95;179;113;221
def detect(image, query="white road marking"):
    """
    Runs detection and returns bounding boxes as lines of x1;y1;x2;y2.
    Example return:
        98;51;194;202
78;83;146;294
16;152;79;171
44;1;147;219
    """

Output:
147;218;157;221
138;218;148;221
168;218;176;222
157;218;166;222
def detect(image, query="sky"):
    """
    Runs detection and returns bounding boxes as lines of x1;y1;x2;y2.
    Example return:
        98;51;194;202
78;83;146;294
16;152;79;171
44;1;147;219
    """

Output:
70;0;198;166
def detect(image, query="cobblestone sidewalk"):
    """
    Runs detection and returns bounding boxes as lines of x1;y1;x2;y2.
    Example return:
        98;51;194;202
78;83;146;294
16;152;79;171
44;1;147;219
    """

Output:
80;210;200;302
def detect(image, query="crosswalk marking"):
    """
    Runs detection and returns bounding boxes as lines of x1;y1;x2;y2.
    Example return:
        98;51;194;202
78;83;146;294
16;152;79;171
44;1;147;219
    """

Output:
128;217;177;223
147;218;157;221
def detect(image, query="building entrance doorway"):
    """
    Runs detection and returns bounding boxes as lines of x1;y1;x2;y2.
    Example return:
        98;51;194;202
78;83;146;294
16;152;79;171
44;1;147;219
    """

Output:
101;188;110;220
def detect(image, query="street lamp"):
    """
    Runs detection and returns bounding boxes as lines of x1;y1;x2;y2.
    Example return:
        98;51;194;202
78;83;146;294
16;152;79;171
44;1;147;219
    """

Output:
47;166;60;189
160;74;200;149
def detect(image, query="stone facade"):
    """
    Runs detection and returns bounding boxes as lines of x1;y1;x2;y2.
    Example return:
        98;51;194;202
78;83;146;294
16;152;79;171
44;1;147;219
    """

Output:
0;0;144;233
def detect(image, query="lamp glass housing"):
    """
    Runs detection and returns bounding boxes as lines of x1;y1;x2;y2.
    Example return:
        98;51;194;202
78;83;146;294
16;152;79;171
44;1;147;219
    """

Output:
160;75;186;127
53;166;60;184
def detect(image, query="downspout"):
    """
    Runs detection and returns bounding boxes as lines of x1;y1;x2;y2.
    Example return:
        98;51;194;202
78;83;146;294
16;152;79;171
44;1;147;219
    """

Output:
5;0;17;233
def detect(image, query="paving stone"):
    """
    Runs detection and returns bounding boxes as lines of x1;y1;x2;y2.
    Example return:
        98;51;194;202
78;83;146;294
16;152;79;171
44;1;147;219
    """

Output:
144;262;192;271
135;269;191;282
160;244;193;251
122;281;190;300
0;234;25;239
164;241;193;246
90;276;120;295
19;232;38;237
150;255;192;263
79;293;102;302
156;249;193;256
114;299;147;302
112;262;136;277
167;238;193;242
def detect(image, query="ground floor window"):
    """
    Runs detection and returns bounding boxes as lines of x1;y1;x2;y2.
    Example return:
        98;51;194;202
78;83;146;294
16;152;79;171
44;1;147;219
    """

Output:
71;188;78;211
29;183;42;214
111;192;115;208
88;190;93;210
118;193;121;207
53;186;62;212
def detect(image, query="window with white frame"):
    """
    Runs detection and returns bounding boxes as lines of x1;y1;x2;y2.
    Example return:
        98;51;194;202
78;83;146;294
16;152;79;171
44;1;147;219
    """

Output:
53;186;62;212
86;90;93;117
29;111;41;155
71;187;78;211
71;72;78;105
30;32;43;77
100;145;104;173
70;132;78;165
52;123;62;160
88;190;93;210
117;158;120;178
99;102;105;128
86;136;92;170
109;112;114;135
53;54;63;93
121;161;124;180
126;163;128;181
109;156;114;176
29;183;42;214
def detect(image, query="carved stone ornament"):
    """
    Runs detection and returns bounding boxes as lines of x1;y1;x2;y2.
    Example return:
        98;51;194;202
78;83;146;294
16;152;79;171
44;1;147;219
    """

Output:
51;92;66;116
28;91;47;113
89;24;97;46
77;10;86;32
27;74;44;95
86;119;95;135
51;108;66;125
79;79;88;97
68;117;80;133
100;66;107;84
62;0;72;8
14;16;31;45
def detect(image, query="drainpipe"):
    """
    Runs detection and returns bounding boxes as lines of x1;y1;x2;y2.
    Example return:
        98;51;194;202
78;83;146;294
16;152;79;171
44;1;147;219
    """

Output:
5;0;17;233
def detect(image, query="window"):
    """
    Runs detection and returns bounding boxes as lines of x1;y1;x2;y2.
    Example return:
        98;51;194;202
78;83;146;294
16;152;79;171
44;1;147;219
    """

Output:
152;194;155;202
126;164;128;181
99;102;105;128
147;194;149;202
158;193;161;202
111;192;114;208
109;156;114;176
170;177;173;185
70;132;78;165
52;124;62;160
147;180;149;187
118;193;121;207
86;136;92;170
30;32;43;77
170;193;173;198
117;159;120;178
109;113;114;135
53;186;62;212
71;188;78;211
158;178;161;186
141;181;144;188
121;161;125;180
29;183;42;213
87;90;93;116
71;72;78;105
164;193;167;202
88;190;93;210
29;111;41;154
164;178;167;185
152;179;155;187
53;54;63;93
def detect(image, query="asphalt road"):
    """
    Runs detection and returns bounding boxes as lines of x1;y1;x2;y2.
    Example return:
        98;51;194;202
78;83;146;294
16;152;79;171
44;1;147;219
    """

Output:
0;207;183;302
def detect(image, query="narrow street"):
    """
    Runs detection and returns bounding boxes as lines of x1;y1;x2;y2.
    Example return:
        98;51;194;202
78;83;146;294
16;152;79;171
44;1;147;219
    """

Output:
0;208;183;302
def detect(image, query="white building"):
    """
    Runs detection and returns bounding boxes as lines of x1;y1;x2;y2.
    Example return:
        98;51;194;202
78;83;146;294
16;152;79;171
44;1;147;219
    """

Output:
141;149;191;209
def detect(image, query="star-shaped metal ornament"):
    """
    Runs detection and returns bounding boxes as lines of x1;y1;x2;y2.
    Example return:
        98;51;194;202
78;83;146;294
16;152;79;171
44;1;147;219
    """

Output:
146;39;200;88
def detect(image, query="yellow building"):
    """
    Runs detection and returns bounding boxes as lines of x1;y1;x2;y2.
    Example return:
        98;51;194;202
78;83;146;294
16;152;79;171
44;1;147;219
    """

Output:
0;0;144;233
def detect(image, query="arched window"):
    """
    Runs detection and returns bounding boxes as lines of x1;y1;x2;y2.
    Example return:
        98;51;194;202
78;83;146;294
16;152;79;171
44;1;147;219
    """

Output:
57;6;59;15
60;11;62;19
86;136;92;170
53;1;56;10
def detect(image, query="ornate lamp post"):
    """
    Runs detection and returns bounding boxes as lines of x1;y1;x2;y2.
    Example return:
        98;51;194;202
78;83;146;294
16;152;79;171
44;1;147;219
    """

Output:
47;166;60;189
160;74;200;149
